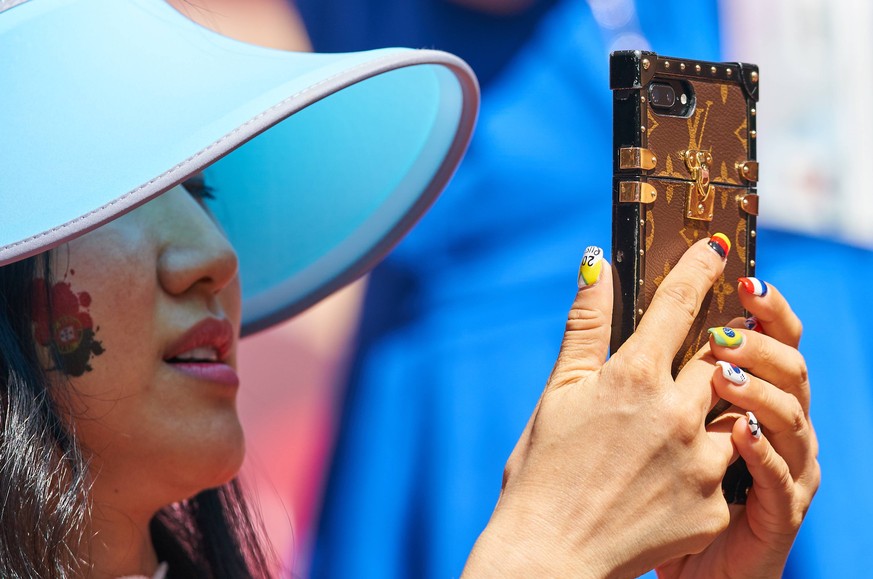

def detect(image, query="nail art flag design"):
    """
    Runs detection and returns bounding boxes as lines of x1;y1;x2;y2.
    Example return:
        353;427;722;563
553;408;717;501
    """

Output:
708;233;731;259
744;316;763;333
747;411;762;438
716;360;749;385
708;326;744;348
738;276;768;296
578;246;604;288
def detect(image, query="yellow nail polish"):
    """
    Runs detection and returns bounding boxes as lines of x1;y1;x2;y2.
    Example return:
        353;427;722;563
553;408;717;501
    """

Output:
708;233;731;259
708;326;744;348
578;246;604;288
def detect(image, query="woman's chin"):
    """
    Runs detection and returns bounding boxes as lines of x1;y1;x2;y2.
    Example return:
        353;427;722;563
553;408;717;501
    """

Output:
191;430;246;490
162;425;247;500
208;445;247;489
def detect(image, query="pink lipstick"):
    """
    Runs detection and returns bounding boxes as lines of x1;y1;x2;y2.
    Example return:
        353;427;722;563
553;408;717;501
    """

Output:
164;318;239;387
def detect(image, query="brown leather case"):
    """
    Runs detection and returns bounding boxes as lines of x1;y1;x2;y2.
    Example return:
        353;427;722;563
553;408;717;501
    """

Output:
610;50;759;503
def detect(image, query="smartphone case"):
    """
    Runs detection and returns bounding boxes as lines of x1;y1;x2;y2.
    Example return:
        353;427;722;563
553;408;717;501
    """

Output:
610;50;759;503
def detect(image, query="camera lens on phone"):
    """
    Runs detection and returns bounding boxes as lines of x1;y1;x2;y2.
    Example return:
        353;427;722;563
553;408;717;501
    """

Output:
646;79;694;117
649;83;676;109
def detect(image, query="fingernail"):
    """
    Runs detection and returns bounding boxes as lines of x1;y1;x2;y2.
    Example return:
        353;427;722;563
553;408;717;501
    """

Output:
578;246;605;288
716;361;749;385
708;326;744;348
738;277;768;296
747;411;762;439
744;316;763;333
708;233;731;259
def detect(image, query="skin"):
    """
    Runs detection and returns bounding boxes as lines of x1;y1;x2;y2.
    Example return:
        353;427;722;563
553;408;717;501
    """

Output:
463;239;818;577
657;284;818;578
42;187;243;578
166;0;311;51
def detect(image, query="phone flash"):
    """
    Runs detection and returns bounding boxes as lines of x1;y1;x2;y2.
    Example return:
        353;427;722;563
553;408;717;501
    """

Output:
680;93;687;105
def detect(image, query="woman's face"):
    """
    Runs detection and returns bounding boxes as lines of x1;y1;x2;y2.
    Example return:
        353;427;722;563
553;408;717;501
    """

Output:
41;185;244;514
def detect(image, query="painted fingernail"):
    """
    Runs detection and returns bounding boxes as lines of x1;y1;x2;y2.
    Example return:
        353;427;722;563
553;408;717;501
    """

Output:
738;277;768;296
747;411;762;439
716;361;749;385
708;326;744;348
744;316;763;333
578;246;605;288
708;233;731;259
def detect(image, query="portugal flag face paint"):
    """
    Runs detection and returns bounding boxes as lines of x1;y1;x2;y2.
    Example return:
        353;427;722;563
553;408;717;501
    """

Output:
32;278;105;377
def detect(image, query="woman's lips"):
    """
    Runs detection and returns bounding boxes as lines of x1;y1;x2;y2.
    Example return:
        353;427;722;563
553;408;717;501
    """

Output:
164;318;238;387
168;361;240;387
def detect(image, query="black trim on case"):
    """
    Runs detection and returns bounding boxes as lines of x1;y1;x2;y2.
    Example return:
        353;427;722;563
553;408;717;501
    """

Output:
738;62;760;102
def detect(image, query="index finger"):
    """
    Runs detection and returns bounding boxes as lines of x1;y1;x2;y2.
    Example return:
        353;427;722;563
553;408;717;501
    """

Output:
624;235;729;369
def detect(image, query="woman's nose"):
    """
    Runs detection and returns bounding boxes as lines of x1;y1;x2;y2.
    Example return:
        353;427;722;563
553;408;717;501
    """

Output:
156;188;239;298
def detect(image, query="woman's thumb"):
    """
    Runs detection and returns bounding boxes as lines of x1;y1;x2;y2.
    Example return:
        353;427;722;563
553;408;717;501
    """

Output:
549;245;614;390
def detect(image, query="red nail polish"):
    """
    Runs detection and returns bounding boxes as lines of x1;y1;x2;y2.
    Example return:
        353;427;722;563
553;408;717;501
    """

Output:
738;277;768;296
708;233;731;259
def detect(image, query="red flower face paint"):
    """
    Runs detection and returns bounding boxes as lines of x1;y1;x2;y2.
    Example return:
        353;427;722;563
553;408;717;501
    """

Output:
32;277;105;377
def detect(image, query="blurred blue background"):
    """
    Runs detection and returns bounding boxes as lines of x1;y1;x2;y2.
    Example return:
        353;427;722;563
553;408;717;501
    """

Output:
298;1;873;577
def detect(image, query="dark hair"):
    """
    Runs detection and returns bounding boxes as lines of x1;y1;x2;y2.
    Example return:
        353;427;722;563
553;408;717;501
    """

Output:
0;255;275;578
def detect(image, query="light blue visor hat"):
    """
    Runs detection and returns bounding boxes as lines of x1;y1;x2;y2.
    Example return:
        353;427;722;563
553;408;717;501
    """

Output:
0;0;479;335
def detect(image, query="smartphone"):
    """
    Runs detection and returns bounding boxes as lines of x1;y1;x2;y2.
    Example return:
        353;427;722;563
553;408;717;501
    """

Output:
609;50;759;503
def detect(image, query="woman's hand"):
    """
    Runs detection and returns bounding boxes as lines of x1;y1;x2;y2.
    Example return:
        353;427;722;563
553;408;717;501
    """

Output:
463;238;748;578
656;281;820;579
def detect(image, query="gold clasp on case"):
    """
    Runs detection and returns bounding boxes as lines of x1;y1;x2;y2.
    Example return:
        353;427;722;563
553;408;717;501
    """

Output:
619;181;658;204
683;149;715;221
619;147;657;170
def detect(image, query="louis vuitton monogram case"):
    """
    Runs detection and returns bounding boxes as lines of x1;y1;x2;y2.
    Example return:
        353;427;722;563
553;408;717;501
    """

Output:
610;50;759;372
610;50;759;503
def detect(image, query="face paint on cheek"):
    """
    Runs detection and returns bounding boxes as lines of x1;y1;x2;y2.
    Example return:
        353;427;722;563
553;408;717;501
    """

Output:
32;276;105;377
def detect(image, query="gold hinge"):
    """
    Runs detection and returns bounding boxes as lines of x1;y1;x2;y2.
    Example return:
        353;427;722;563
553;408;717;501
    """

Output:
683;149;715;221
738;193;759;215
736;160;759;182
619;181;658;204
619;147;658;170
